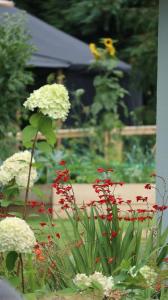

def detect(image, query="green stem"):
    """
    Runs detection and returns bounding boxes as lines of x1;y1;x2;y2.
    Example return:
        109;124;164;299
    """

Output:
23;130;38;220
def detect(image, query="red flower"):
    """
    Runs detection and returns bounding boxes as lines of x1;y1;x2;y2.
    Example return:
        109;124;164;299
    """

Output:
28;200;41;208
106;214;113;221
108;257;114;264
111;231;118;238
38;206;45;213
107;168;113;172
59;160;66;166
153;204;168;211
126;200;132;204
40;222;47;227
145;183;152;190
56;233;61;239
162;257;168;263
48;208;53;214
97;168;105;173
95;257;100;264
136;196;148;202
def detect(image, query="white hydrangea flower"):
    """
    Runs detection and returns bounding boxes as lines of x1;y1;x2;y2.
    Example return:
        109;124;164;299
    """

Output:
104;276;114;297
90;272;107;286
139;265;157;286
90;272;114;297
0;151;37;188
73;273;91;288
73;272;114;297
0;217;36;253
23;84;70;120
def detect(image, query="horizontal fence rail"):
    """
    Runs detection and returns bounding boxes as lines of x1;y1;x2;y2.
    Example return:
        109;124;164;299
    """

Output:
16;125;156;141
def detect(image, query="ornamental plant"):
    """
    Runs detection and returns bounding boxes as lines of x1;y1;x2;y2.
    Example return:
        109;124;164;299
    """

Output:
89;38;127;161
49;162;168;298
0;217;36;293
0;83;70;295
22;83;70;218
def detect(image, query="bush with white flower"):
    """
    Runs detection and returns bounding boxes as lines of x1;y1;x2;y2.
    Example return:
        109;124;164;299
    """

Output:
0;217;36;253
0;150;37;188
23;83;70;120
129;265;158;287
73;272;114;297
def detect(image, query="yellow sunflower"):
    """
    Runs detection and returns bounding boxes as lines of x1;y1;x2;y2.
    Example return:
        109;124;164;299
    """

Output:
89;43;101;59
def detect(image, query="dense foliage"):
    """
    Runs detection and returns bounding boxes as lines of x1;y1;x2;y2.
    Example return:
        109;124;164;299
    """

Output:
15;0;158;124
0;13;34;136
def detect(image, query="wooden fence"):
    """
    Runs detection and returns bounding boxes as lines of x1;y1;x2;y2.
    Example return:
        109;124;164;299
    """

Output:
17;125;156;141
17;125;156;161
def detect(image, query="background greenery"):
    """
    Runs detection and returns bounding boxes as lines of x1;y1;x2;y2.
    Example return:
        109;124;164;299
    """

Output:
0;13;34;137
15;0;158;125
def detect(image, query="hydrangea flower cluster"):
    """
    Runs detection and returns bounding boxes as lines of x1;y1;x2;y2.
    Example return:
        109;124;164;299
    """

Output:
73;272;114;297
139;265;157;286
129;265;157;286
23;84;70;120
0;151;37;188
0;217;36;253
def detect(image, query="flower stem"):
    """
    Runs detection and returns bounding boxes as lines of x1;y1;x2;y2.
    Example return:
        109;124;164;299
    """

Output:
23;131;38;220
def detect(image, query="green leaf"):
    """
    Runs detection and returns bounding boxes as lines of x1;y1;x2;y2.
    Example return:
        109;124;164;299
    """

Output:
30;112;43;128
36;141;52;153
6;251;18;271
39;117;56;146
22;125;37;148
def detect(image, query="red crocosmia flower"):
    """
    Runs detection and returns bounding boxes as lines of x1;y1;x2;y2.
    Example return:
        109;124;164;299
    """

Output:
95;257;100;264
28;200;41;208
56;233;61;239
61;204;70;210
126;200;132;204
153;204;168;211
38;255;45;262
48;208;53;214
136;196;148;202
40;222;47;227
97;168;105;173
106;214;113;221
162;257;168;263
59;160;66;166
52;223;56;227
145;183;152;190
34;248;42;256
107;168;113;172
108;257;114;264
58;199;65;205
48;235;51;240
111;231;118;238
38;206;45;213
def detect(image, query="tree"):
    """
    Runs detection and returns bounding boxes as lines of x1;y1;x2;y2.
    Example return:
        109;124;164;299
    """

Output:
0;13;34;136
